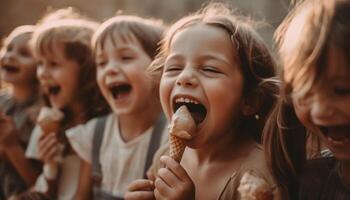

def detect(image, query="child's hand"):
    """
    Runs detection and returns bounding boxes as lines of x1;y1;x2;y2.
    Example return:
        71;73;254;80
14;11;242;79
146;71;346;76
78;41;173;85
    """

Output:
125;179;155;200
154;156;195;200
0;114;18;147
38;133;63;164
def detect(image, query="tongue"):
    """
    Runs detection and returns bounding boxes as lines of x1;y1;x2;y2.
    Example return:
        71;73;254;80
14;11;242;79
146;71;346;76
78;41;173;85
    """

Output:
190;111;205;125
116;90;129;99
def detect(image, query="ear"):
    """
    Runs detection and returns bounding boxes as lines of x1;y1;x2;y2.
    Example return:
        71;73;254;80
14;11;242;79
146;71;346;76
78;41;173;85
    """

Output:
241;93;261;116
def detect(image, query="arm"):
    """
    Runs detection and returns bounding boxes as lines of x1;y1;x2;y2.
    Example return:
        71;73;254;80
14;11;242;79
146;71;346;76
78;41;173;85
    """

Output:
0;116;40;186
38;133;62;198
73;159;93;200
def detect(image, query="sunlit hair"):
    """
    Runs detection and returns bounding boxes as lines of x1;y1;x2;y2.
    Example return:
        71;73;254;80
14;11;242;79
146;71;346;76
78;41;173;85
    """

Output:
36;7;88;25
31;19;109;120
92;15;165;60
0;25;38;88
150;3;278;141
0;25;36;66
263;0;350;199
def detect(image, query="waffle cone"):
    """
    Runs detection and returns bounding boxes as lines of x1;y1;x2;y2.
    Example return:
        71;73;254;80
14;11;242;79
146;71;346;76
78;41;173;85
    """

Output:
169;134;186;163
39;121;60;135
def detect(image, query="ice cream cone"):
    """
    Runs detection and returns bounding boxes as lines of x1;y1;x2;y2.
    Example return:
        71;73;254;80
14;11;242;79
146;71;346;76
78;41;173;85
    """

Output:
37;107;64;135
237;171;273;200
169;134;187;163
168;105;196;163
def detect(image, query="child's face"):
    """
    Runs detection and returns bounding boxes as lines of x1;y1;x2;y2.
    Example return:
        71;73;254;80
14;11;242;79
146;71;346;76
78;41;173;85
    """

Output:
160;24;244;147
0;34;37;85
292;47;350;160
37;46;80;109
96;35;154;115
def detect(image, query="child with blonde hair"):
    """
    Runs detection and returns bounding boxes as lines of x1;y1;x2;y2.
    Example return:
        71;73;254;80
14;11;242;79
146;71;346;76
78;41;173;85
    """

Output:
0;25;41;199
126;3;280;200
263;0;350;199
25;15;109;199
66;15;167;199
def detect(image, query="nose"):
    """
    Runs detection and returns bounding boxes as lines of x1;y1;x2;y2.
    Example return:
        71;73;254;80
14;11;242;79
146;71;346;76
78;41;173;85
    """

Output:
310;92;335;120
104;60;122;76
36;64;51;82
176;67;198;87
2;50;15;62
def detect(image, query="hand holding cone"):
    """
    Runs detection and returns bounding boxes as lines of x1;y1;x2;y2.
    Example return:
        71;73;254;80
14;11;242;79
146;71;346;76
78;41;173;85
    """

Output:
168;105;196;163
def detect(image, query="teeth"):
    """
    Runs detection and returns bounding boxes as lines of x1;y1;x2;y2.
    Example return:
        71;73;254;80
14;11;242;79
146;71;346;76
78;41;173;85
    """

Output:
327;136;349;145
175;97;200;104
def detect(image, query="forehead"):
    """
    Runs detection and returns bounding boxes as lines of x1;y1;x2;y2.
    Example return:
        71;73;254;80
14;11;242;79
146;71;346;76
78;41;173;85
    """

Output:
326;47;350;79
7;33;31;46
169;24;235;59
97;30;142;53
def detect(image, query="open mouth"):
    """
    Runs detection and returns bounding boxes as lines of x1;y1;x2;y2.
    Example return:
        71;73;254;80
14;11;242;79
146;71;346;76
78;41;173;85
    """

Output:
48;85;61;96
319;124;350;143
173;97;207;125
109;83;132;99
2;65;20;73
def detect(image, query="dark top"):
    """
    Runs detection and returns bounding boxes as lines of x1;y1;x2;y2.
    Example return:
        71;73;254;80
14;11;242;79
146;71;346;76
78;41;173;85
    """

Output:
0;91;40;198
299;157;350;200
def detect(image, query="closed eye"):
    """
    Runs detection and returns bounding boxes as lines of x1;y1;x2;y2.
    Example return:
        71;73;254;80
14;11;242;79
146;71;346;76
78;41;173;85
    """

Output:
202;66;222;74
121;56;134;61
334;87;350;95
165;65;183;71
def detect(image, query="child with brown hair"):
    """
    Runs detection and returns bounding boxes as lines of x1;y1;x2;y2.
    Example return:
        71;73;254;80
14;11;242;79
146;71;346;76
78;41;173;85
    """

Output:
65;15;167;199
263;0;350;199
126;3;280;200
25;15;109;199
0;25;41;199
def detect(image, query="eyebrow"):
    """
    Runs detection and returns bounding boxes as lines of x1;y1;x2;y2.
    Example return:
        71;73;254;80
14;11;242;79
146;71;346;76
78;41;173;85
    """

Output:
166;53;232;66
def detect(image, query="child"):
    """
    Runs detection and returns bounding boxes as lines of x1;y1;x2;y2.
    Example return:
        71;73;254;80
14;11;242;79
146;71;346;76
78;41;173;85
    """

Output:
0;25;41;199
25;17;109;199
65;15;167;199
126;3;280;200
263;0;350;199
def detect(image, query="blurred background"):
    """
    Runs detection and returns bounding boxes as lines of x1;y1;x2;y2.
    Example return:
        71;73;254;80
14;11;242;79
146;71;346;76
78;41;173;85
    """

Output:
1;0;291;48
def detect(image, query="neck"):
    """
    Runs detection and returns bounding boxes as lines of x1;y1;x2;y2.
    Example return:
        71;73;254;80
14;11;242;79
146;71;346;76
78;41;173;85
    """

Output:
340;160;350;186
66;101;86;126
187;130;255;165
118;101;161;142
12;83;36;104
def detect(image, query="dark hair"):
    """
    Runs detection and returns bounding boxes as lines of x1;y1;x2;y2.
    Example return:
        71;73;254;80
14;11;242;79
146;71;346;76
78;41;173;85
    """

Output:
264;0;350;199
150;3;278;141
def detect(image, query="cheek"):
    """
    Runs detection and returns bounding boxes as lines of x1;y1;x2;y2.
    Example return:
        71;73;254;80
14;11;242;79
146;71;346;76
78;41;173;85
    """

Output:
293;102;311;128
159;77;172;117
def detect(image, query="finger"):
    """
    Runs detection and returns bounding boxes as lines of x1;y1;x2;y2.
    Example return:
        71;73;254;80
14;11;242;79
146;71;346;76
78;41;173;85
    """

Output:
39;136;59;159
128;179;154;191
147;169;156;181
154;188;163;200
157;167;179;188
160;156;188;181
41;144;59;162
154;177;173;197
125;191;154;200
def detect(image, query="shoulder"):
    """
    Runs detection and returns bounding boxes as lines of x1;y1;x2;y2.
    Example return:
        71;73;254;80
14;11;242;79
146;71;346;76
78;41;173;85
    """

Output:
300;157;336;186
219;145;281;200
0;89;13;109
66;113;114;163
299;157;340;199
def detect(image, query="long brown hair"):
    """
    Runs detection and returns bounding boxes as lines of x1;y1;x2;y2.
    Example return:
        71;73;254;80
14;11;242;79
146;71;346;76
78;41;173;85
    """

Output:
264;0;350;199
